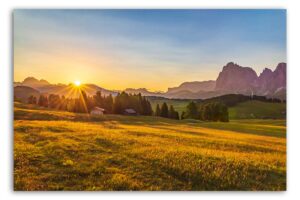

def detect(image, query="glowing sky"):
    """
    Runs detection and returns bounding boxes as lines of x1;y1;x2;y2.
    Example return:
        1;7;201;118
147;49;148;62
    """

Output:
14;10;286;91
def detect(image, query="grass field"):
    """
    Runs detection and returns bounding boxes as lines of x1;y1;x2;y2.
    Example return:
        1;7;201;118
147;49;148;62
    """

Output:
149;99;286;119
149;98;190;114
228;100;286;119
14;102;286;191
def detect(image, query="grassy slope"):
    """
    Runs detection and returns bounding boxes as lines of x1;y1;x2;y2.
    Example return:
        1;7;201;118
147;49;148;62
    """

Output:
14;103;286;191
229;100;286;119
149;99;286;119
149;99;189;114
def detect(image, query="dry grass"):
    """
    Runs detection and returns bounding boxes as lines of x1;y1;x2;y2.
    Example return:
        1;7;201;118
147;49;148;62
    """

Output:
14;102;286;191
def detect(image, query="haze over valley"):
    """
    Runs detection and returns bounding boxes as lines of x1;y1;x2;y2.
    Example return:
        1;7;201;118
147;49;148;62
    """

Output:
14;62;286;101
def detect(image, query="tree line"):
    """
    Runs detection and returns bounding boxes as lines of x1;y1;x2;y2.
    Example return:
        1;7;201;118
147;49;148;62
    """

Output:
203;94;284;107
182;101;229;122
27;90;153;116
26;90;229;122
154;102;180;120
112;92;152;115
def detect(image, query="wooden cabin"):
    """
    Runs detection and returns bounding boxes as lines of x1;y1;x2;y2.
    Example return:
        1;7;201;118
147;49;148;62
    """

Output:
90;107;105;115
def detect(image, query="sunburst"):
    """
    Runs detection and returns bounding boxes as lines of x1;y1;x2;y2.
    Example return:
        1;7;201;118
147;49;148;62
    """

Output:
74;80;81;87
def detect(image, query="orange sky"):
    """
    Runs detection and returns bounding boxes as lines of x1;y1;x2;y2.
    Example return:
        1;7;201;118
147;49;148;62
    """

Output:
14;10;286;91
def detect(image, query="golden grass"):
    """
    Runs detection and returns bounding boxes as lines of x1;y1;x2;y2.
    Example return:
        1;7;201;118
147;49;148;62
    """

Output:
14;103;286;191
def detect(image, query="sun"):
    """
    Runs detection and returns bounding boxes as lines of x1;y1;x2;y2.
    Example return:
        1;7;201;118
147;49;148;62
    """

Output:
74;80;81;86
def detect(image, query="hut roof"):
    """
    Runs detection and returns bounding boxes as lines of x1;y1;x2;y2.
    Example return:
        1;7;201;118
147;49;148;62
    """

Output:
91;107;105;112
124;108;136;114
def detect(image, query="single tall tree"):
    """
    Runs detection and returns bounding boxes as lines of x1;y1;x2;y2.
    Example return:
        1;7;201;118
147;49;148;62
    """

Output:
155;104;161;116
169;105;175;119
181;111;185;120
160;102;169;118
174;111;180;120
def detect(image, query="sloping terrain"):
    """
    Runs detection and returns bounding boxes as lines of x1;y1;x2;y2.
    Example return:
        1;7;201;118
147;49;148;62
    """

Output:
14;103;286;191
229;101;286;119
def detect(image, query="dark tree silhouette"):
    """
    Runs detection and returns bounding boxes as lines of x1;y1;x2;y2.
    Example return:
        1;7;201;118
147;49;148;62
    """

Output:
38;95;48;107
48;94;61;109
111;92;152;115
168;105;179;120
27;95;37;104
155;104;161;116
181;111;185;120
174;111;180;120
160;102;169;118
31;90;154;117
199;102;229;122
185;101;198;119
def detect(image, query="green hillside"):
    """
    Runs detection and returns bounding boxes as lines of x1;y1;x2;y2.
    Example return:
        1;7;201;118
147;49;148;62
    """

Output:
149;98;286;120
149;98;189;114
229;100;286;119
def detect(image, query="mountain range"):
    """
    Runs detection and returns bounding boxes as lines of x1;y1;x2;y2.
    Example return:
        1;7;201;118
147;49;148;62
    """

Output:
215;62;286;99
124;62;286;100
14;77;118;102
14;62;286;102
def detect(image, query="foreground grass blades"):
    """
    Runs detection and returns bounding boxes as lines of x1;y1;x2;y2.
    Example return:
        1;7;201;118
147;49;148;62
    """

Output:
14;103;286;191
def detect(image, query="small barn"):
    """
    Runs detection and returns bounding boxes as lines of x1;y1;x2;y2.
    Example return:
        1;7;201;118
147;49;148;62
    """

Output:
90;107;105;115
123;108;137;116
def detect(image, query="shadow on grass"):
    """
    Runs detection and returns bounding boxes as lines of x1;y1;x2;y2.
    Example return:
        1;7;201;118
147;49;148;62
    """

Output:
14;105;286;138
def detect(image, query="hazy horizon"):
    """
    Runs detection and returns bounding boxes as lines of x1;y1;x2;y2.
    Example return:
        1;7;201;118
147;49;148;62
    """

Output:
14;9;286;91
14;60;286;92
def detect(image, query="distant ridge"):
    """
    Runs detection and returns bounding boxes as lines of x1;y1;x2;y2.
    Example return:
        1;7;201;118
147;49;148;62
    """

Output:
167;80;216;94
14;78;118;99
14;62;286;100
14;86;40;102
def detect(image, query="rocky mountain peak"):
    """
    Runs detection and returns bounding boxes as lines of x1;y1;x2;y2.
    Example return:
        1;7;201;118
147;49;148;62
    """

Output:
215;62;258;93
260;68;273;76
274;63;286;74
272;62;286;91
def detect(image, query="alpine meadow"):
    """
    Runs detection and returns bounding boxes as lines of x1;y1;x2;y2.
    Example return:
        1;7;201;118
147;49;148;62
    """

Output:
14;9;286;191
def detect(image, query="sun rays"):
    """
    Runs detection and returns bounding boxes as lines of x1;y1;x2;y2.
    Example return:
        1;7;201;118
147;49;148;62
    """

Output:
48;81;94;114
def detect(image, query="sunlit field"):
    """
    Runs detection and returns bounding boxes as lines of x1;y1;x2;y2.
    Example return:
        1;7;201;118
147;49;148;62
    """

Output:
14;102;286;191
149;99;286;120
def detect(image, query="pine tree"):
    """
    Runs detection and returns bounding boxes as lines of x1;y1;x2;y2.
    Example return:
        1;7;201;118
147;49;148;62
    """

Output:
160;102;169;118
141;97;148;115
198;105;204;120
94;91;103;107
155;104;161;116
113;94;123;114
105;94;113;113
181;111;185;120
38;95;43;106
174;111;179;120
219;103;229;122
185;101;198;119
28;95;37;104
169;105;175;119
48;94;60;109
198;102;229;122
202;103;212;121
38;95;48;107
145;100;153;115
